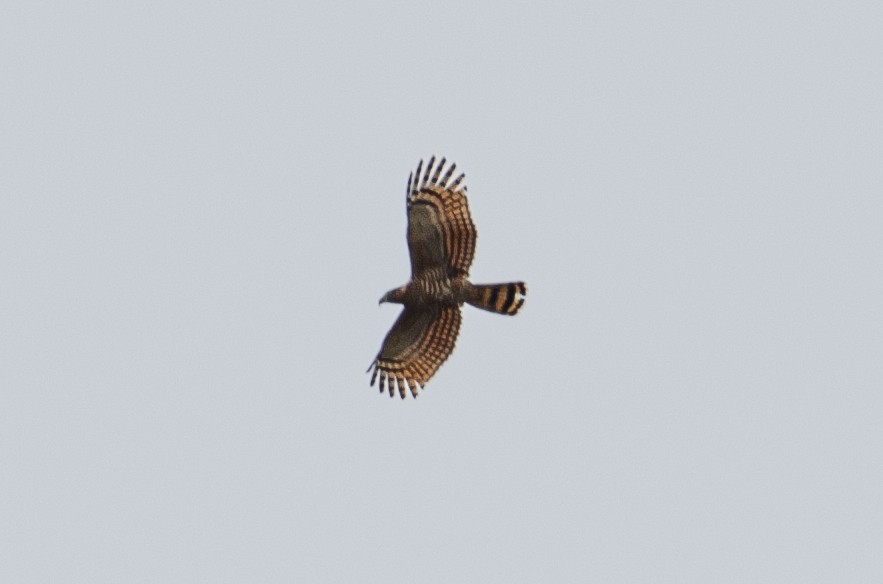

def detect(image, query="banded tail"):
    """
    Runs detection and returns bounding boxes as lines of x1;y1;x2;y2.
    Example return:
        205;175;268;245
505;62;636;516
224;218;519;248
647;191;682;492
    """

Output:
466;282;526;315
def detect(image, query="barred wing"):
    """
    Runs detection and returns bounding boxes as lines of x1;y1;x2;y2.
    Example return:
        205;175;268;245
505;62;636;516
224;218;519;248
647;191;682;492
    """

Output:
369;305;462;398
406;156;477;278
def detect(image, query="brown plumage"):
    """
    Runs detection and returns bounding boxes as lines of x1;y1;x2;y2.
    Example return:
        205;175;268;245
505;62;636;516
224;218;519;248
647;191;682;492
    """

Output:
369;157;526;398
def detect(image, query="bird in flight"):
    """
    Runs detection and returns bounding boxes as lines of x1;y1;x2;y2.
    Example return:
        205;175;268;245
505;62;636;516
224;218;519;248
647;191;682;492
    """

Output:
369;156;526;398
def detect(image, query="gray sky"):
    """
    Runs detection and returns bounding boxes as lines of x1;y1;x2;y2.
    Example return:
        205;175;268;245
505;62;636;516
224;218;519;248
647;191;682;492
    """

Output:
2;2;881;582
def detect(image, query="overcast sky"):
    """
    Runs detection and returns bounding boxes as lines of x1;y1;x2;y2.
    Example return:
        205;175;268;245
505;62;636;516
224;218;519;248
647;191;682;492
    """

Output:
2;2;882;582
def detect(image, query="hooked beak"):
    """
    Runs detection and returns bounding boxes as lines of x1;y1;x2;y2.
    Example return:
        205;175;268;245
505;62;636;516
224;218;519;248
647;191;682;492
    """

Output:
379;289;397;305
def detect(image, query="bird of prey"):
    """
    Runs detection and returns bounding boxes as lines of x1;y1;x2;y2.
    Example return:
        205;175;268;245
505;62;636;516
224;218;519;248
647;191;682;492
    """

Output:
369;156;526;398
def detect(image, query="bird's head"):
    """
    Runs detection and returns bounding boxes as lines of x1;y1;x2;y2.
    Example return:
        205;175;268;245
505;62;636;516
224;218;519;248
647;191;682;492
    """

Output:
379;286;407;305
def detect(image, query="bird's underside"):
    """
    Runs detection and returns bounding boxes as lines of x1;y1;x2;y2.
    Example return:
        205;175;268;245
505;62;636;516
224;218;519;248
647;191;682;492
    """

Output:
369;156;526;399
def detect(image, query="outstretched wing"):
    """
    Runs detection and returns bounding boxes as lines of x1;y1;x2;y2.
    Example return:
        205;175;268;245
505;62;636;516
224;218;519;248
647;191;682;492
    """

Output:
406;156;477;279
369;305;462;398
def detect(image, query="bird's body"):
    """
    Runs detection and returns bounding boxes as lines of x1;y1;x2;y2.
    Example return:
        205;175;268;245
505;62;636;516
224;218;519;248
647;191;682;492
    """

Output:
382;267;464;306
369;157;526;398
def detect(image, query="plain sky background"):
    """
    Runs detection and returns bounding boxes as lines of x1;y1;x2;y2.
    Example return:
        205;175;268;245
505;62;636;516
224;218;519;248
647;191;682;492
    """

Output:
2;1;881;582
